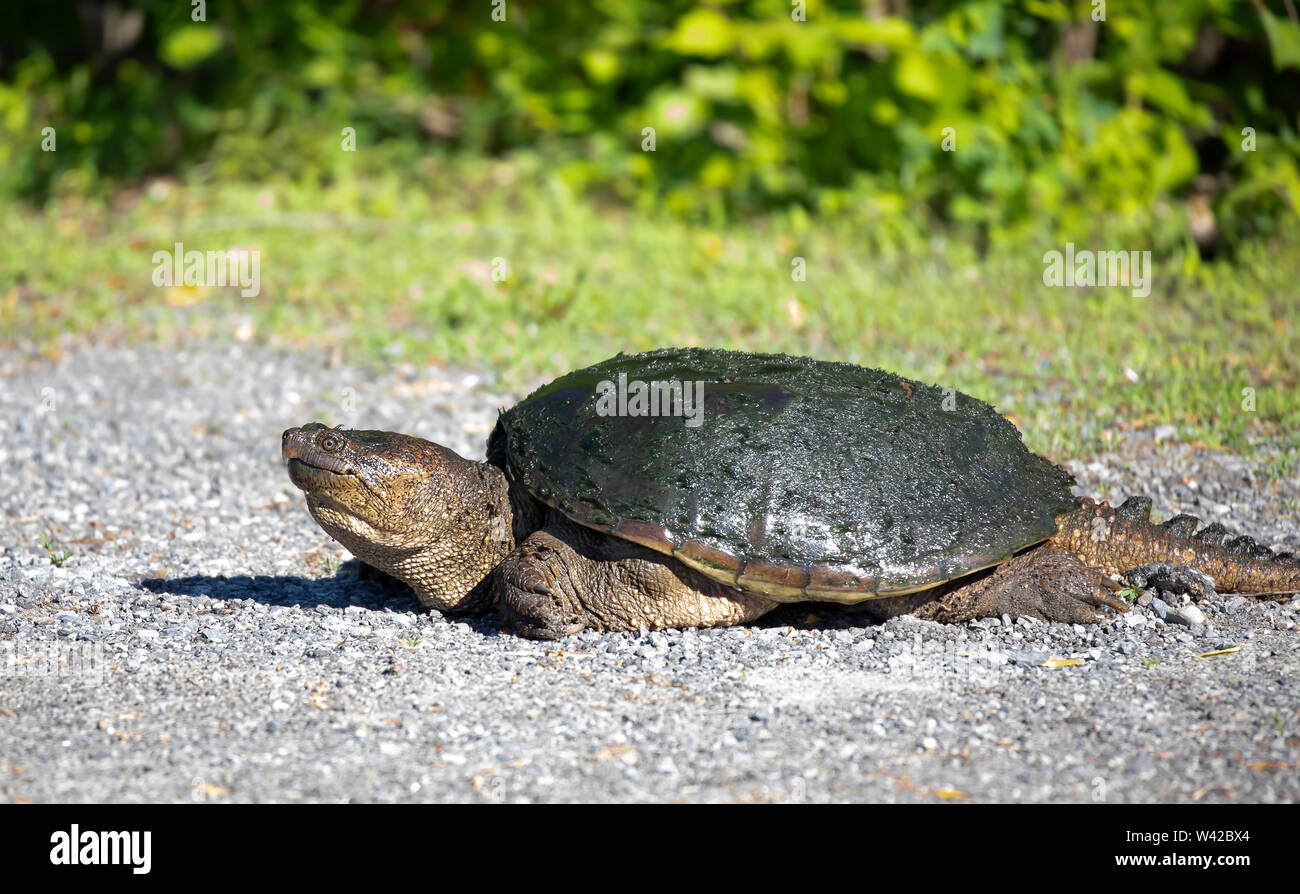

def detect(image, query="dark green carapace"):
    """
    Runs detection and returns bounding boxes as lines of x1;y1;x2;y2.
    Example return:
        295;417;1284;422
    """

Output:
489;348;1079;602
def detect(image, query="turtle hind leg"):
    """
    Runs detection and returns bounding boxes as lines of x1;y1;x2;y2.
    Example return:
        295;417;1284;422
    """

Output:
909;546;1130;625
498;515;779;638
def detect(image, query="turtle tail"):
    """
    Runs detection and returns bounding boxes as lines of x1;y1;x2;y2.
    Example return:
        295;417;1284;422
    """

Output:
1051;497;1300;595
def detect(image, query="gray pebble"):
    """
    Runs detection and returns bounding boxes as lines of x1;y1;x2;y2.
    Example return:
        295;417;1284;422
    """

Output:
1169;604;1207;627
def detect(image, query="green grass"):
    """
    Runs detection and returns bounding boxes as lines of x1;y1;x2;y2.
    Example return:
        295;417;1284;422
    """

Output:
3;173;1298;461
1118;587;1143;605
39;531;71;567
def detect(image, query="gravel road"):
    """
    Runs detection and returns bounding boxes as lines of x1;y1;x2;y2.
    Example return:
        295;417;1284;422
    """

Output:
2;340;1297;803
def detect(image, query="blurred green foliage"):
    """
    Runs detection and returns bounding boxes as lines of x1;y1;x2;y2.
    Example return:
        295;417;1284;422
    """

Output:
1;0;1298;251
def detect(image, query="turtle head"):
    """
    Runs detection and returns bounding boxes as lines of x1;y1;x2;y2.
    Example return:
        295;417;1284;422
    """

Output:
282;423;456;538
282;423;514;612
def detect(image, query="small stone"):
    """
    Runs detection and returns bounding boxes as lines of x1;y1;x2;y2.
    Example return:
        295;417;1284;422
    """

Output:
654;757;679;775
1169;604;1206;627
1149;597;1169;620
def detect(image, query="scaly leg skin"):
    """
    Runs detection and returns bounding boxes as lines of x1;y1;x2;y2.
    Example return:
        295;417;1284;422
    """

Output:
498;516;779;638
906;546;1131;625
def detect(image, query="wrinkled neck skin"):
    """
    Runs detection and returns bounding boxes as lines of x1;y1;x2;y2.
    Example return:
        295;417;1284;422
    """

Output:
308;458;518;614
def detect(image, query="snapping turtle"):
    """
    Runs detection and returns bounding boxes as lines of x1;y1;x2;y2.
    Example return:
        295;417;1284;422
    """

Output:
283;348;1299;637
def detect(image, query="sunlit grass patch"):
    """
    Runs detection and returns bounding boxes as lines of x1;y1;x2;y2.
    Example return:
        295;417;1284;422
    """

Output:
2;177;1297;461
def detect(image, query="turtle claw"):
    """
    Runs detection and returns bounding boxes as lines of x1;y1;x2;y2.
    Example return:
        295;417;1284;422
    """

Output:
1091;579;1134;614
499;531;593;638
499;578;586;639
913;546;1128;625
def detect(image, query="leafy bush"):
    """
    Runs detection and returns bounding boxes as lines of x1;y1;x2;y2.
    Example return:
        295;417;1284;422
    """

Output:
1;0;1298;250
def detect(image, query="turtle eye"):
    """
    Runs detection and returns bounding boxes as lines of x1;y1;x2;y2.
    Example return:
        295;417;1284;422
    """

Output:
320;435;341;452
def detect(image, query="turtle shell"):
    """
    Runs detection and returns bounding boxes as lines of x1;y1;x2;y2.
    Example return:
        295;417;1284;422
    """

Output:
489;348;1077;603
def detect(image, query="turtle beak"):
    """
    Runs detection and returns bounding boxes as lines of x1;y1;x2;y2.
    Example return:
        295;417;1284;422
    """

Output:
282;424;361;496
281;423;328;463
282;424;354;473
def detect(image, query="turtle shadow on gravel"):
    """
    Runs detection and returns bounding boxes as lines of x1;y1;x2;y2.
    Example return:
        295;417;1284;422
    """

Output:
138;567;882;637
137;561;503;636
755;602;875;630
139;572;403;608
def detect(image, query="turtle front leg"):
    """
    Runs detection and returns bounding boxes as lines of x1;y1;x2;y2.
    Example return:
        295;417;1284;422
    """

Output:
905;546;1131;625
497;516;778;638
